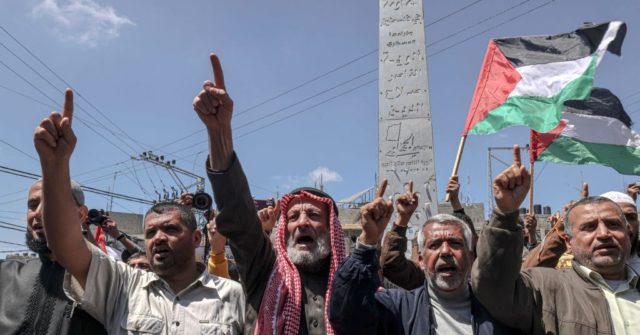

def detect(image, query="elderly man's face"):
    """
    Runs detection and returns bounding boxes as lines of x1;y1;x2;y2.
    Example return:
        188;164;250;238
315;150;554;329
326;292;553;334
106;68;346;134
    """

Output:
420;222;474;293
569;202;630;278
285;197;331;270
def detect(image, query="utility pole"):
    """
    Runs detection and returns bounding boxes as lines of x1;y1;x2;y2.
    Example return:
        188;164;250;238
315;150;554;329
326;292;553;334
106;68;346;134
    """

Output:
132;151;205;194
107;171;118;212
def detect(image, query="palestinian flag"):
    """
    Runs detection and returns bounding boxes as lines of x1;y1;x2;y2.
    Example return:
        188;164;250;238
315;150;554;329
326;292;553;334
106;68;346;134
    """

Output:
463;21;626;135
530;88;640;176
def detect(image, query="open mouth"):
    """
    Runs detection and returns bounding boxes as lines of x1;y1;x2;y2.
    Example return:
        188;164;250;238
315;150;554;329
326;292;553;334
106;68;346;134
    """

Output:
152;247;171;260
436;264;457;274
593;244;617;253
295;235;315;245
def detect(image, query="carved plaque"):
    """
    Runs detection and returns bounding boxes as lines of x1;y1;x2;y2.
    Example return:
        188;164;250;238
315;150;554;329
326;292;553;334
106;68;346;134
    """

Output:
379;0;437;241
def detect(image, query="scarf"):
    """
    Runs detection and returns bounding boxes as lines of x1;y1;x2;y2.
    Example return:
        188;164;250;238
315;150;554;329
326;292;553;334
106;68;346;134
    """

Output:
254;191;346;335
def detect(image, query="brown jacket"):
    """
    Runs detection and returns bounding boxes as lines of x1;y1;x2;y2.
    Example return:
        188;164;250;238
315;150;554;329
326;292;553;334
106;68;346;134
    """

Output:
471;210;634;335
521;226;567;269
380;225;425;290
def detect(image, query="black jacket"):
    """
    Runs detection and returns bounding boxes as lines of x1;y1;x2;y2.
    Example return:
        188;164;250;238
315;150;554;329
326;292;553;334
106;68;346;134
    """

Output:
329;247;517;335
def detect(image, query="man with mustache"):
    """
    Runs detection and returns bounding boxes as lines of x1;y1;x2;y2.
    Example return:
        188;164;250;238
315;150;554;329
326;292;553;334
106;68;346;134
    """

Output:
523;189;640;273
380;177;478;291
472;145;640;335
193;53;346;334
32;89;245;334
0;179;107;335
328;181;513;334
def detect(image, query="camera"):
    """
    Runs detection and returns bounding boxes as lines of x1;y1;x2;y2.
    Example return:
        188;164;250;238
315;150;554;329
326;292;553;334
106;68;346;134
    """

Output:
88;209;109;227
192;192;213;210
254;198;276;211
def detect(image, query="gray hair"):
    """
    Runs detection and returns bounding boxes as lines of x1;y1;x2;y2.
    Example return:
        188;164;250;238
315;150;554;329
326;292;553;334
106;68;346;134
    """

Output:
33;178;85;207
564;196;625;238
417;213;474;253
144;202;197;231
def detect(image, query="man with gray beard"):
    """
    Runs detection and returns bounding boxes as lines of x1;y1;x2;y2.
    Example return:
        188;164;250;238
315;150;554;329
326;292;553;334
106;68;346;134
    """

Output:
195;53;347;335
329;181;515;334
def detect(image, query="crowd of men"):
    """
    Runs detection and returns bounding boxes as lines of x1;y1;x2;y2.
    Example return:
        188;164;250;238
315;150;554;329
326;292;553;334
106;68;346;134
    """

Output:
0;53;639;334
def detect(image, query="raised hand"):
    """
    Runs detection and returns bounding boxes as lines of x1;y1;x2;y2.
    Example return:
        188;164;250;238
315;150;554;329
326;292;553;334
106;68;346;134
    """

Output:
206;219;227;254
193;53;235;170
258;201;279;233
359;179;394;245
34;89;76;164
395;181;418;227
524;214;537;234
105;218;121;239
626;182;640;202
580;182;589;199
493;145;531;213
193;54;233;130
178;192;194;207
447;175;464;211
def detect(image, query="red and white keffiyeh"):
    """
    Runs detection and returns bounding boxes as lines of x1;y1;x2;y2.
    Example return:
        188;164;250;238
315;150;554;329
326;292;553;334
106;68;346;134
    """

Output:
254;191;346;335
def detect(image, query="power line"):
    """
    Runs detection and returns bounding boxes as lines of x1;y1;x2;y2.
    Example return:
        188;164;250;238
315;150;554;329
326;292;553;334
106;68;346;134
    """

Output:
431;0;555;57
0;240;25;247
0;63;133;156
166;0;549;157
3;0;553;188
0;164;154;205
236;78;377;139
0;225;26;233
427;0;531;47
622;89;640;101
0;25;148;152
150;0;486;153
0;220;25;230
0;138;38;161
164;1;553;160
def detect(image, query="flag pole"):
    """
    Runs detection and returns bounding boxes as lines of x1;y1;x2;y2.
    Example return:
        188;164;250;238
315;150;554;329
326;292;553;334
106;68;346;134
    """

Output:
528;157;535;214
445;135;467;202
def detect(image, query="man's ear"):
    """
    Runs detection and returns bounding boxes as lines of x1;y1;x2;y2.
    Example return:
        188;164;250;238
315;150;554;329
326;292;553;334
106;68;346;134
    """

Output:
78;205;88;225
564;236;572;253
418;254;426;271
193;229;203;247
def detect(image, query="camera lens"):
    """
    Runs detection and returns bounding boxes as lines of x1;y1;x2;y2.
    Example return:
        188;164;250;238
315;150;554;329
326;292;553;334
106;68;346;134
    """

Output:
193;192;213;210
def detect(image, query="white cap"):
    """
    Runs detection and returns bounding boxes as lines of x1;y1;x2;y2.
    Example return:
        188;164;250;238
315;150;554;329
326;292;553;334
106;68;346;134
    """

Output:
600;191;636;206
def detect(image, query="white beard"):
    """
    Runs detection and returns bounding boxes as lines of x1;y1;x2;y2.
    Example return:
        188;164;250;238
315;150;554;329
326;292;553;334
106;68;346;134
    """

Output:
287;232;331;272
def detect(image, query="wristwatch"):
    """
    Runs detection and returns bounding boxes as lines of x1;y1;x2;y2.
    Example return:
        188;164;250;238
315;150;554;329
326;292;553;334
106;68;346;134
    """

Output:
116;233;126;241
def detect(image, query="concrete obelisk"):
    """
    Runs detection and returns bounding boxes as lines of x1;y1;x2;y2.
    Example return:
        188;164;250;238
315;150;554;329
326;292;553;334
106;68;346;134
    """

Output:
379;0;437;243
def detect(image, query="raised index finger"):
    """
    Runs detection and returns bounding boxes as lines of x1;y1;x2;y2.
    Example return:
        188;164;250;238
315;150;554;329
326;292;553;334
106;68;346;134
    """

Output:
376;179;388;198
408;180;413;194
209;53;226;90
63;88;74;126
512;144;521;166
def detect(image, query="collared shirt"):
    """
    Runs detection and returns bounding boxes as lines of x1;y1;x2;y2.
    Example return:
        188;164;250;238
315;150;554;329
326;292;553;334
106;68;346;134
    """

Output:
627;254;640;275
574;263;640;335
64;245;245;334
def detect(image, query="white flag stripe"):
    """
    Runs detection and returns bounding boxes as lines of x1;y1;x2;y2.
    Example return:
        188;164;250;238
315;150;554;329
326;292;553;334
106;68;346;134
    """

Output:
510;21;624;99
510;55;592;98
560;112;640;148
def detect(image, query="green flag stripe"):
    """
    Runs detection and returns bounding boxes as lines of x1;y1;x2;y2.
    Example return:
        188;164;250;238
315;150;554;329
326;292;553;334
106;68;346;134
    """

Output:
468;55;597;135
538;136;640;175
